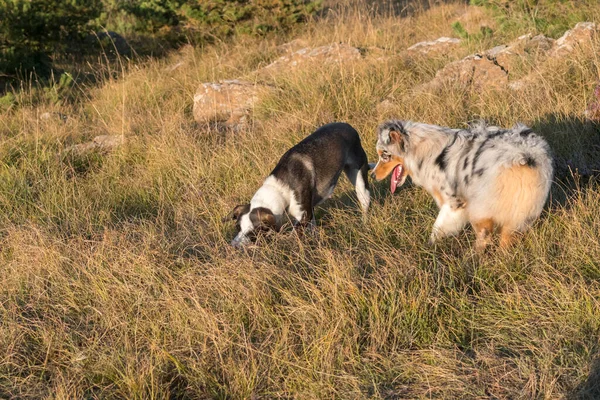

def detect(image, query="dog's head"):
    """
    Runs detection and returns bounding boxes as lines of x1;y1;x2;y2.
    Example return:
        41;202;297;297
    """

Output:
225;204;278;247
371;120;409;193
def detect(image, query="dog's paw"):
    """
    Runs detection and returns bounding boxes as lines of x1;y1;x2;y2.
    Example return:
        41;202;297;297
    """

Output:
427;233;438;247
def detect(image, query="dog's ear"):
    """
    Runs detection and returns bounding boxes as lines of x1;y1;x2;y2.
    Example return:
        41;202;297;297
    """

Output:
389;130;407;152
389;130;402;143
224;204;250;222
378;120;407;147
253;208;277;230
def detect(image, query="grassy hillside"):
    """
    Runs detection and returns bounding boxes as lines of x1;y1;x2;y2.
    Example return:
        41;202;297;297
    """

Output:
1;1;600;398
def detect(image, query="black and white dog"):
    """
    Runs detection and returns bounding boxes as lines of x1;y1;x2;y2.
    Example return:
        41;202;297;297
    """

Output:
226;122;371;246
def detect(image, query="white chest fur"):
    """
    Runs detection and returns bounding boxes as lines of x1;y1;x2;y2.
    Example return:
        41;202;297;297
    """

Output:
252;176;304;223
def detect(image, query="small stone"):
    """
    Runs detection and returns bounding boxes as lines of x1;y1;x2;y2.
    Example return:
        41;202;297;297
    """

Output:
65;135;125;155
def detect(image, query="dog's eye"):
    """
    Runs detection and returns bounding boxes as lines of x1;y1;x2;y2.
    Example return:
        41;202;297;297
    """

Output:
381;152;391;162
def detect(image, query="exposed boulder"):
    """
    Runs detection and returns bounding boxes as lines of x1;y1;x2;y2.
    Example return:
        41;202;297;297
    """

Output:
486;33;554;70
406;37;461;55
65;135;125;155
262;43;362;72
522;33;555;52
422;54;508;91
508;22;597;91
192;80;274;129
550;22;597;57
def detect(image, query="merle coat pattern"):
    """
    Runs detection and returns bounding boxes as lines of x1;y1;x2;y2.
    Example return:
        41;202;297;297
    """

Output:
372;120;553;249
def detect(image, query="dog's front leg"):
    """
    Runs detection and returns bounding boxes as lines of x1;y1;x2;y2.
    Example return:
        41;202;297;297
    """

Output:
295;205;311;223
289;198;317;237
301;206;319;236
429;203;468;245
447;194;466;210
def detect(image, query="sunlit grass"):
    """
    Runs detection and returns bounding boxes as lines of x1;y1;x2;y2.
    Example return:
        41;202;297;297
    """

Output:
1;1;600;398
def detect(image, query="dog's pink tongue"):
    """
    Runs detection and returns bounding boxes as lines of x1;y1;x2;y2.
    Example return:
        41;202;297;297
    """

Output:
391;165;402;194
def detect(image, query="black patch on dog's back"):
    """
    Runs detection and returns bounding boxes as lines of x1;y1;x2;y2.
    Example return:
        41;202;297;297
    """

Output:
471;137;491;174
435;132;458;171
461;137;475;170
435;147;449;171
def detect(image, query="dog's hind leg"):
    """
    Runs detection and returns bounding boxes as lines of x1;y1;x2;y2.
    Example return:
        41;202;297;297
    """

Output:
345;164;371;218
471;218;495;251
499;225;520;249
429;203;468;245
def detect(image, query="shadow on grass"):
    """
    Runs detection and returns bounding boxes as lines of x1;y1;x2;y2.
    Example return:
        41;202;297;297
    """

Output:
572;356;600;399
540;116;600;400
533;114;600;210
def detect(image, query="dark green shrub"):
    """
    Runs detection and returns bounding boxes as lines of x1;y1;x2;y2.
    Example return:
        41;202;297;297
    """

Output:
99;0;180;34
470;0;599;38
181;0;322;37
101;0;322;39
0;0;102;74
0;0;320;80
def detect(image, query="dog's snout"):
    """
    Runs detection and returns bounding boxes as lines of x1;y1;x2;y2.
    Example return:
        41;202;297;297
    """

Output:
231;233;251;247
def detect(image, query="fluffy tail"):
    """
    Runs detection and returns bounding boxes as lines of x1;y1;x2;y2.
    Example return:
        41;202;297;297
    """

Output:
468;123;554;232
509;124;554;171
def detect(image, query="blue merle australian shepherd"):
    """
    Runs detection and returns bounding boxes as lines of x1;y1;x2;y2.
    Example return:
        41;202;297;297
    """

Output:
371;120;553;249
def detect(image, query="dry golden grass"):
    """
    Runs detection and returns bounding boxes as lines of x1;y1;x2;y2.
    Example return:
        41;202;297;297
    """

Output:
1;1;600;398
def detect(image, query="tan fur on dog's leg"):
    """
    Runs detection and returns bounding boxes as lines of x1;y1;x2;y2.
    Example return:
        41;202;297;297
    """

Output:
472;219;494;251
499;226;517;249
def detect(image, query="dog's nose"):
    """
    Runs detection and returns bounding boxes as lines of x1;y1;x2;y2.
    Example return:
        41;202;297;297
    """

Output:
231;234;251;247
